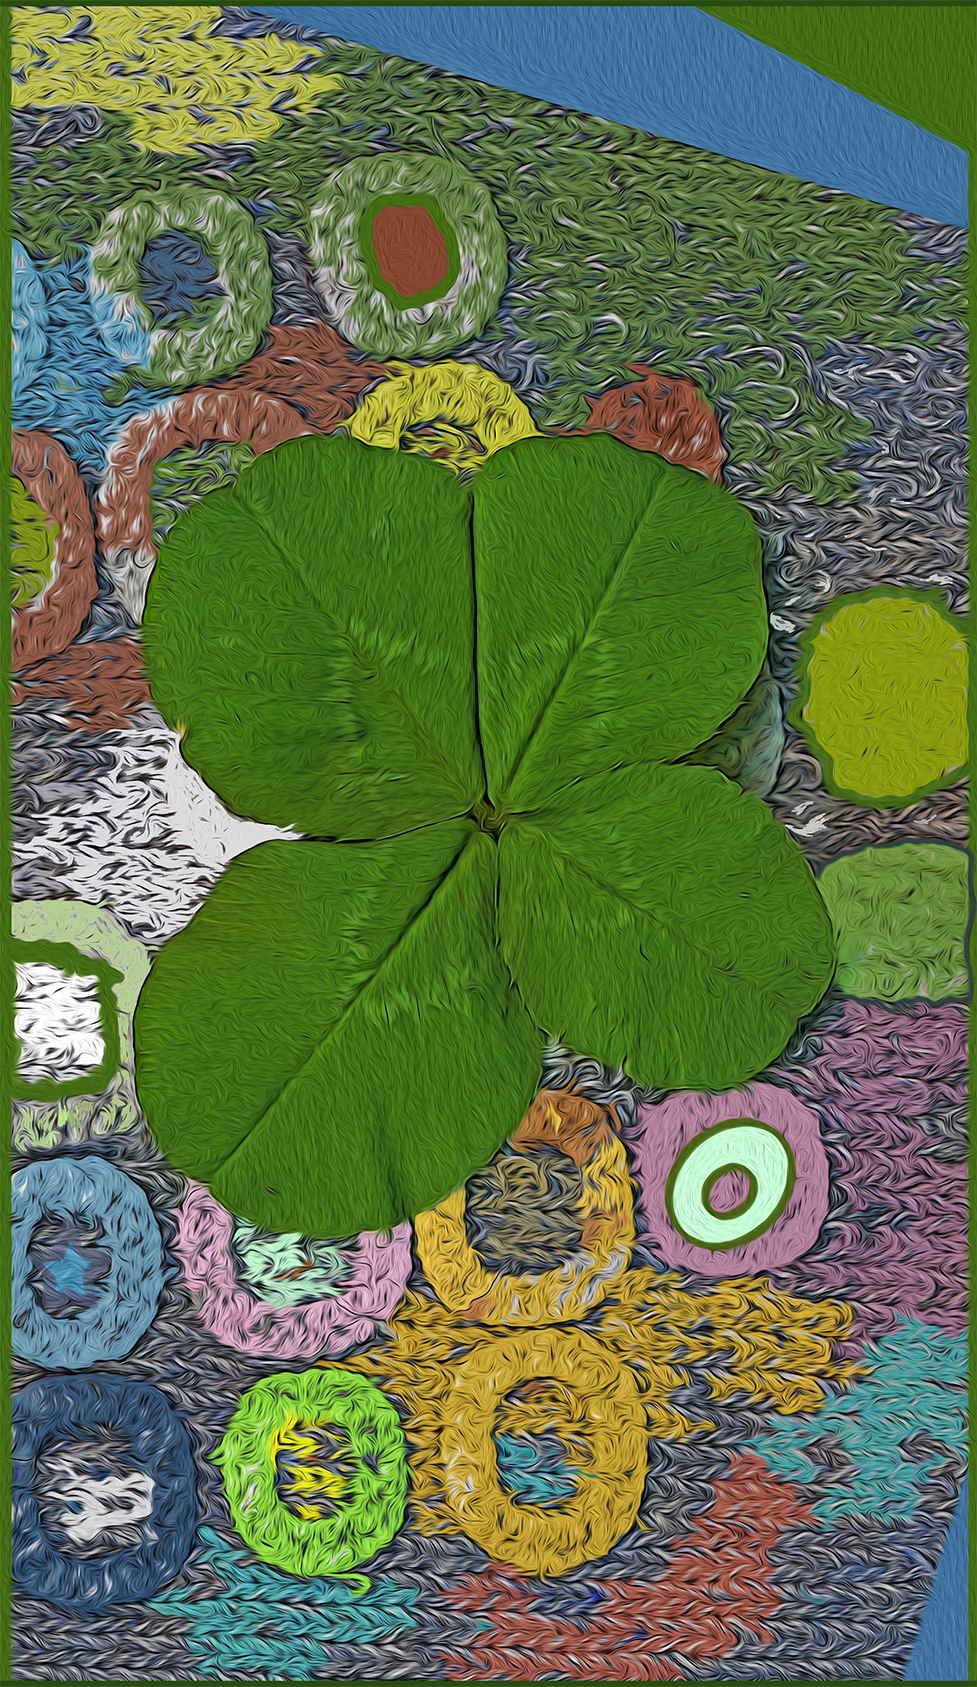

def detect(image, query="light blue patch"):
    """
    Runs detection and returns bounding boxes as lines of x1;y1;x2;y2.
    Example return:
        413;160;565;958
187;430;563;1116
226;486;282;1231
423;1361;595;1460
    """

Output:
44;1244;91;1299
12;241;159;477
149;1526;419;1676
260;7;967;226
753;1319;967;1524
12;241;48;392
85;251;155;365
905;1477;969;1682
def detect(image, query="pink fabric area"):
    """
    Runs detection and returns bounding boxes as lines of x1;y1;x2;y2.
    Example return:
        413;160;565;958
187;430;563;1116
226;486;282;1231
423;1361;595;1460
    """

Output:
768;1000;968;1345
174;1180;412;1360
632;1081;829;1276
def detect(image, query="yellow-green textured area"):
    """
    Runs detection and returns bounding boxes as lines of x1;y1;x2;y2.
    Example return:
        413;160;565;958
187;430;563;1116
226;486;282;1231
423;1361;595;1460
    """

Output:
817;843;970;1001
12;6;341;154
802;597;967;803
11;474;58;609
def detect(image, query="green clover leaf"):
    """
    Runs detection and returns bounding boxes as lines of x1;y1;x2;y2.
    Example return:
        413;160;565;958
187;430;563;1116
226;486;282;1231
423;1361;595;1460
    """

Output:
134;432;834;1236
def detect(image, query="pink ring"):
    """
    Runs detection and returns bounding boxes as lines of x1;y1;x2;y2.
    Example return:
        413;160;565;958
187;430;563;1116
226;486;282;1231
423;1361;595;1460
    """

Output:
175;1181;412;1360
632;1082;828;1276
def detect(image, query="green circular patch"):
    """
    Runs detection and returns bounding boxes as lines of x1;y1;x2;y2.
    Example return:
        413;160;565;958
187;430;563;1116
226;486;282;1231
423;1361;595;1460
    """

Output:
91;188;273;391
664;1120;797;1251
817;842;970;1000
11;900;151;1150
307;151;508;360
214;1369;408;1577
790;587;968;807
11;473;58;609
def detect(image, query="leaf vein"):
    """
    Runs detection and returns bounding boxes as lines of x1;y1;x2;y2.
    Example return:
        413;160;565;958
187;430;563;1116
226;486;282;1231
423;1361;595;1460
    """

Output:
524;821;747;984
497;469;668;797
235;479;474;805
212;831;476;1183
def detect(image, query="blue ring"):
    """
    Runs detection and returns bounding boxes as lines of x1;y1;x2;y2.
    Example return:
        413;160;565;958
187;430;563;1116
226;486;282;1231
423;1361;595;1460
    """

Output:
12;1156;164;1367
12;1373;197;1611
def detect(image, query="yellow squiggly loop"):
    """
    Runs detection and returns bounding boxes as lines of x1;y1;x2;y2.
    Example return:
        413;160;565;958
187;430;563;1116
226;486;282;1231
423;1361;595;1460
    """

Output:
597;1268;860;1418
267;1422;348;1524
371;1324;646;1575
342;1290;699;1532
12;8;341;155
414;1087;635;1324
346;361;540;474
440;1330;646;1574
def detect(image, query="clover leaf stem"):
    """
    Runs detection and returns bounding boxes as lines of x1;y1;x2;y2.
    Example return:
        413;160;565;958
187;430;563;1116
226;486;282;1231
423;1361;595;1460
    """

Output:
471;796;506;838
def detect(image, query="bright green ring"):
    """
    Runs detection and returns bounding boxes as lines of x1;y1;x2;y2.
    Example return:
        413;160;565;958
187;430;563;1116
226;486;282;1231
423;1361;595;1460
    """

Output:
665;1120;797;1251
358;193;461;310
214;1369;408;1578
12;939;123;1102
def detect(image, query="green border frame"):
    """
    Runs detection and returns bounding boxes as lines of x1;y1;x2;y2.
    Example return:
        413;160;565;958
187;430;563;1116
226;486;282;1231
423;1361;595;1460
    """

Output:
358;192;461;310
2;4;12;1681
2;6;974;1685
789;584;970;810
10;939;123;1102
664;1118;797;1251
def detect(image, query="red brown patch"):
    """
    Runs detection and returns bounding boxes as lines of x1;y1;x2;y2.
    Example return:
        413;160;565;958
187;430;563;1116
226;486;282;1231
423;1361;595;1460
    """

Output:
572;366;727;483
12;638;151;732
440;1453;814;1679
371;204;450;298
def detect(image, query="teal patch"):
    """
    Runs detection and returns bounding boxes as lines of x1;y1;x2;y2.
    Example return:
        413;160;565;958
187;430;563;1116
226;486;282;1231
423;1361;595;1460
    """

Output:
753;1320;968;1523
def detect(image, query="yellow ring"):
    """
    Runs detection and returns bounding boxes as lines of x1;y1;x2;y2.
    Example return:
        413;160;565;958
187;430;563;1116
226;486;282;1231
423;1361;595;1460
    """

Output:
439;1326;646;1575
415;1088;635;1324
346;360;540;474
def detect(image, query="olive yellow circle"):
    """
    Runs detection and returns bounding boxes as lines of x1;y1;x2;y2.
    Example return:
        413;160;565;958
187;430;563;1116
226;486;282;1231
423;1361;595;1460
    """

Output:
803;596;967;803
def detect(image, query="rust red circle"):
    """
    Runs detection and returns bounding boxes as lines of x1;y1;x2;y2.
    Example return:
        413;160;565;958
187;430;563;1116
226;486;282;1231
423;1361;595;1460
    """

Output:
371;204;450;299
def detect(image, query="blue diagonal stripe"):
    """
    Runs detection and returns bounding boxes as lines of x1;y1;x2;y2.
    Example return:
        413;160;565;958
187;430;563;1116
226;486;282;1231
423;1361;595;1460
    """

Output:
257;6;967;226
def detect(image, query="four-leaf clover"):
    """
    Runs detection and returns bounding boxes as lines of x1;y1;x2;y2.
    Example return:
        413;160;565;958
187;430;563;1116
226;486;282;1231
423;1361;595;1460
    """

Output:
133;432;834;1236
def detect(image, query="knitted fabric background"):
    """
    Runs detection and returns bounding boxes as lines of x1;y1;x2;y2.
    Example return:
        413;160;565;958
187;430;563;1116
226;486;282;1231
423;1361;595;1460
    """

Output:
10;6;969;1680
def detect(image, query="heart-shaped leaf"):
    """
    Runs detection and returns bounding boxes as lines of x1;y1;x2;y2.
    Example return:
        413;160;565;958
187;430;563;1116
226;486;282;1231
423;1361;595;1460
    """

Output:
134;824;541;1236
497;762;835;1091
473;433;767;808
143;436;482;841
136;432;834;1235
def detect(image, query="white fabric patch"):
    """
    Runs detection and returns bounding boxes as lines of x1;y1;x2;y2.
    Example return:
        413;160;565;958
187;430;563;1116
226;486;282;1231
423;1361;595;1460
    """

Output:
15;963;104;1083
